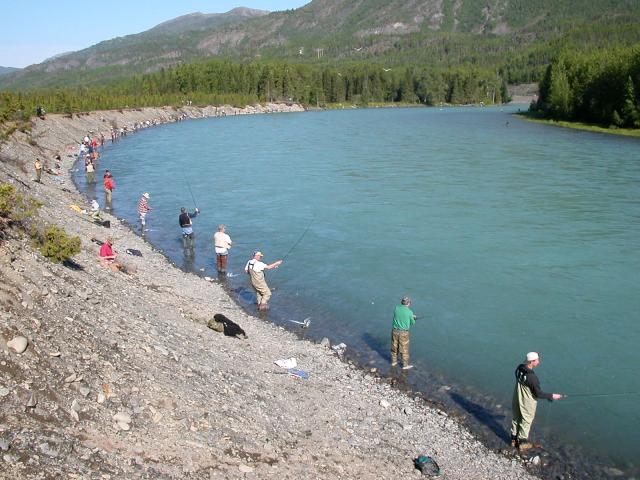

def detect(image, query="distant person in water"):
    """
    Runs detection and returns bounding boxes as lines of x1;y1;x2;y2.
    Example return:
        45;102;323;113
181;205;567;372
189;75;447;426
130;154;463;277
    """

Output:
213;224;232;273
179;206;199;249
390;296;416;370
511;352;563;451
103;171;114;209
137;192;151;229
244;251;283;310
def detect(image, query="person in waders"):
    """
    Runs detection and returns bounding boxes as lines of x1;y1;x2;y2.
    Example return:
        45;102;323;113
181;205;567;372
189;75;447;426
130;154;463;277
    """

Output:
511;352;563;451
179;206;199;250
390;296;416;370
137;192;151;229
213;224;232;273
244;251;283;310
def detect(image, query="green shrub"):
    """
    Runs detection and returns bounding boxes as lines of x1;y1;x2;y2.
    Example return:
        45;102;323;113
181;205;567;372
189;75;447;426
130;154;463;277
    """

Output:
0;183;42;230
35;225;81;263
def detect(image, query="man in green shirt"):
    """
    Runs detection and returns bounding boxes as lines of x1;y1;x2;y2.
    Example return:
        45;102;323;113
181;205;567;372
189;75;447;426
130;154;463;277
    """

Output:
391;296;416;370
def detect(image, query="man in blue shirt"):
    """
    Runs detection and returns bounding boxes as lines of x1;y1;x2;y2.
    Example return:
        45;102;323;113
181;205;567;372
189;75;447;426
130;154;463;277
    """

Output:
391;296;416;370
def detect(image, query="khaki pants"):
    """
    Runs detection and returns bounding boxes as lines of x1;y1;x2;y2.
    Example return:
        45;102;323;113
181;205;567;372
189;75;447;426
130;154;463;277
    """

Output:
249;270;271;305
35;169;42;182
390;329;410;367
104;188;112;205
511;384;538;441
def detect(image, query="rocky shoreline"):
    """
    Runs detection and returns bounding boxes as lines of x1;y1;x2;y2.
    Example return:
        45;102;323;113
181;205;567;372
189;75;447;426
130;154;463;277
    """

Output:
0;104;539;479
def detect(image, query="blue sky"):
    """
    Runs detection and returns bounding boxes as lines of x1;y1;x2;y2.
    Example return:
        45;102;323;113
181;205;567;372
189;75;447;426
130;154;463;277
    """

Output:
0;1;310;68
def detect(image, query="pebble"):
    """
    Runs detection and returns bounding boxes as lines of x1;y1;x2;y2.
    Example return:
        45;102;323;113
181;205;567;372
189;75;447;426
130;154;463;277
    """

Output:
0;386;10;397
238;465;254;473
79;387;90;398
379;399;391;408
116;422;131;431
97;393;106;404
0;439;10;451
403;406;413;415
7;336;29;354
49;351;61;357
319;337;330;348
113;412;132;424
64;373;77;383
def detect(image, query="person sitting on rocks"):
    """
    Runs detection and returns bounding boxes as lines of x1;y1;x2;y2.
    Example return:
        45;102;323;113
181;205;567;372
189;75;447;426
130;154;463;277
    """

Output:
98;237;131;273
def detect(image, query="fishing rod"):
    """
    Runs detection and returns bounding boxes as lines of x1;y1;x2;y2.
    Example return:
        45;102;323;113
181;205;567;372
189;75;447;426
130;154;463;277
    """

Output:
281;214;315;261
562;392;640;399
183;174;198;209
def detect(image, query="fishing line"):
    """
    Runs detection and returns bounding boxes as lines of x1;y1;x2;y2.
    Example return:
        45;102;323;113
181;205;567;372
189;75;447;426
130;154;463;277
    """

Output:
281;214;315;261
562;392;640;399
183;174;198;209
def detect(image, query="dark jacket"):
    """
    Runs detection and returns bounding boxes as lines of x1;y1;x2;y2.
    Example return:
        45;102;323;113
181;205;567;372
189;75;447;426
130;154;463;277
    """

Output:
515;364;553;400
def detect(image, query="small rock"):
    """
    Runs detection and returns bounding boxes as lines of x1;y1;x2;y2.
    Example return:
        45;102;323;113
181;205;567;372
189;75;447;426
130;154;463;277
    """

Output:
0;386;10;397
71;399;81;412
7;336;28;354
49;351;61;357
79;387;90;398
603;467;625;477
319;338;330;348
530;455;540;465
0;439;10;451
379;399;391;409
64;373;77;383
96;393;106;404
402;424;412;430
116;422;130;431
403;406;413;415
238;465;254;473
70;410;79;422
113;412;132;424
25;392;38;409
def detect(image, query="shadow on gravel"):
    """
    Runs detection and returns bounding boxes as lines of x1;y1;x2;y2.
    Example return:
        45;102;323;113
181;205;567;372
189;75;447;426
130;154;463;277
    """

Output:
449;391;510;444
63;259;84;271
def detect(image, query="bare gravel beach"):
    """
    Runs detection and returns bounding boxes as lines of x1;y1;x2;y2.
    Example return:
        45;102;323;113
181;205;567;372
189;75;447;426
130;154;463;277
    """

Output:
0;105;539;479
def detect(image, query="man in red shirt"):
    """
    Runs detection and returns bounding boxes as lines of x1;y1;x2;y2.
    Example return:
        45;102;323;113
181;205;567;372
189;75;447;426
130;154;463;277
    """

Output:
103;172;114;209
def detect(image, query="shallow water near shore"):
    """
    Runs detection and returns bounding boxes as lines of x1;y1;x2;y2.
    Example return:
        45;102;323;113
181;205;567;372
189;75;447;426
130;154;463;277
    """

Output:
75;106;640;476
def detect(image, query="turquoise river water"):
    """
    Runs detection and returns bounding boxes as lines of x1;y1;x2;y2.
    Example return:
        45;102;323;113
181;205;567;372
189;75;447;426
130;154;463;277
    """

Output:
76;106;640;476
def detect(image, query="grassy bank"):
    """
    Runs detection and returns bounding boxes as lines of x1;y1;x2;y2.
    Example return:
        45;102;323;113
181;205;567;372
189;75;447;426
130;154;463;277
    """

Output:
516;112;640;138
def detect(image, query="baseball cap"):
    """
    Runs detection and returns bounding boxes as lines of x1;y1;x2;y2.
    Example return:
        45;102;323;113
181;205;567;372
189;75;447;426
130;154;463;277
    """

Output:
526;352;539;362
253;251;263;257
143;192;150;199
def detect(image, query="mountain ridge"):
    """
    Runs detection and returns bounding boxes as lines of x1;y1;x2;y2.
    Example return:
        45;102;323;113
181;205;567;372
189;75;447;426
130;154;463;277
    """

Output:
2;0;640;90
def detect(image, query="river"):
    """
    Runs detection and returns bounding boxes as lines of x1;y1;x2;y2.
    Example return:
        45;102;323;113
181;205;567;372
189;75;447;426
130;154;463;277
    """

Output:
75;105;640;476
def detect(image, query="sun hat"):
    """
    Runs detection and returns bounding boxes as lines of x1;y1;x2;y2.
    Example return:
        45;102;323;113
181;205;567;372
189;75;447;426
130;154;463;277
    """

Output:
526;352;539;362
143;192;150;199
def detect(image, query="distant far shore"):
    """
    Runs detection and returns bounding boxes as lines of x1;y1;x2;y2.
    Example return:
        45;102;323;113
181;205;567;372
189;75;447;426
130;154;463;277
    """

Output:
515;112;640;138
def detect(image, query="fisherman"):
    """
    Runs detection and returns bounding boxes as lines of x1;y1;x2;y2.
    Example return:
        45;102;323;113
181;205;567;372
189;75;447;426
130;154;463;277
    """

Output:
213;224;233;273
103;172;114;209
33;158;43;183
511;352;563;451
179;206;199;248
137;192;151;229
390;296;417;370
244;251;283;310
90;199;102;223
85;158;95;183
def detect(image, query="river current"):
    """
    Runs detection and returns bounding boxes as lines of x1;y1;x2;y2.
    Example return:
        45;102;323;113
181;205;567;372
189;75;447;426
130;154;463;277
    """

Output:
75;106;640;475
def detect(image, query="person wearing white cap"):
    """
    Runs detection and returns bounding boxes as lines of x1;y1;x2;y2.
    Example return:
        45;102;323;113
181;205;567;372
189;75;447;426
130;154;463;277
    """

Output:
511;351;563;451
137;192;151;230
244;251;283;310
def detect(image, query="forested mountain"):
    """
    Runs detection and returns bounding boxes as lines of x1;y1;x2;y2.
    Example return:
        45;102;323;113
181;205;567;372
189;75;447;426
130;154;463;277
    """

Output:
1;0;640;91
0;67;20;77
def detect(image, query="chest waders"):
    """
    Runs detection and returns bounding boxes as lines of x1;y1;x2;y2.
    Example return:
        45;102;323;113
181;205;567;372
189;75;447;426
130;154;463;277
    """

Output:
247;260;271;307
511;369;538;443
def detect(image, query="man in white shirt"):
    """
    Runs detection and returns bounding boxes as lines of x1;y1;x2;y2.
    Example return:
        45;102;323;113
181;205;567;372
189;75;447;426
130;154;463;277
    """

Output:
213;224;232;273
244;251;283;310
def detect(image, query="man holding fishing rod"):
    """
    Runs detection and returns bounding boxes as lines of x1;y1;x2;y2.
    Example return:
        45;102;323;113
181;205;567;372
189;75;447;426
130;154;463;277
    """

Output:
179;206;199;249
511;351;563;451
245;251;283;311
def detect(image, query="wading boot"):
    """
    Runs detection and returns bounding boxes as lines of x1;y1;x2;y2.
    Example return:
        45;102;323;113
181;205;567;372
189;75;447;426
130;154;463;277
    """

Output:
510;436;518;448
517;440;533;452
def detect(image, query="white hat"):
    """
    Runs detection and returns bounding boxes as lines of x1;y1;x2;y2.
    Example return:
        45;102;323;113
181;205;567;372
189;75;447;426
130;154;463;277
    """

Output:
143;192;150;199
526;352;539;362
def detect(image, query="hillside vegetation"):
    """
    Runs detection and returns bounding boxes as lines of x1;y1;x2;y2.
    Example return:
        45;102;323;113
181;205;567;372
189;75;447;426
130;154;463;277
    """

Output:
531;45;640;128
1;0;640;90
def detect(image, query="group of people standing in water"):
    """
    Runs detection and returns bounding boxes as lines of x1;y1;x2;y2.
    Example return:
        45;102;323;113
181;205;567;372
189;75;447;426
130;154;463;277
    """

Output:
134;195;283;311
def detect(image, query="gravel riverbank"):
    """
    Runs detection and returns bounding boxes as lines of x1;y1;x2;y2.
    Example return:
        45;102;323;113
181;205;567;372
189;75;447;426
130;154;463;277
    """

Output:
0;104;539;479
